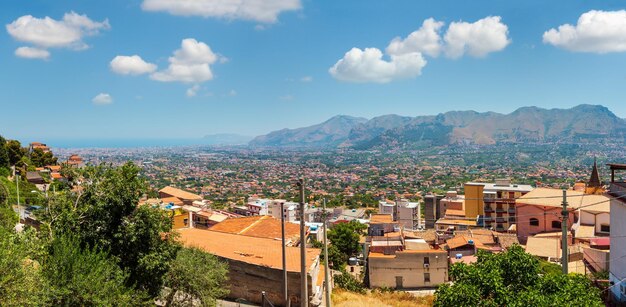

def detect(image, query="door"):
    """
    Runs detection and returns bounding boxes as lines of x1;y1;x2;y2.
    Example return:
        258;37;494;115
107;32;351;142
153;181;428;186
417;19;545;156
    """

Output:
395;276;403;289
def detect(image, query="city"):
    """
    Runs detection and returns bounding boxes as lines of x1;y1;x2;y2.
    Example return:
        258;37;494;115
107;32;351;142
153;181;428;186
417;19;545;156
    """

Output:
2;1;626;306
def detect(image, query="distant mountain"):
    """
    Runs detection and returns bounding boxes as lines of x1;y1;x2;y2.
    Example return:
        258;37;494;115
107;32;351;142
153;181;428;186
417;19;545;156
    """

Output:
202;134;253;145
249;115;368;147
250;105;626;148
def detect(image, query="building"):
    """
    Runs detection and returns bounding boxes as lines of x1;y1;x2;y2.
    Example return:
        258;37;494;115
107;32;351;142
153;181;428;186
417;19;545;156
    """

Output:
396;199;420;230
461;179;533;232
178;228;322;306
368;248;448;289
423;194;443;229
267;200;298;222
158;186;203;206
439;191;465;218
66;154;84;167
378;200;396;220
29;142;50;153
210;215;305;246
607;163;626;303
515;188;609;244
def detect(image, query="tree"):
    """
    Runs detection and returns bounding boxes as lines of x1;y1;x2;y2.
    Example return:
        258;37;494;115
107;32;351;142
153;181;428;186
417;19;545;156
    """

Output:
6;139;26;166
434;245;603;307
0;228;46;306
0;135;9;169
162;247;229;306
42;236;144;305
327;221;367;268
30;148;57;167
43;162;180;297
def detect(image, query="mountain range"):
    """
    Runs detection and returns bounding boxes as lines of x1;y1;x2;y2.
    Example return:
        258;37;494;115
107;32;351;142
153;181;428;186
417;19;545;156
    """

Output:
249;105;626;148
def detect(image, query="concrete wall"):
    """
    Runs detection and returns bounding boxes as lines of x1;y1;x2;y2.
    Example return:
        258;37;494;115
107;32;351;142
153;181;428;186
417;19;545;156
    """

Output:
610;199;626;303
580;211;610;234
222;257;320;306
369;251;448;289
516;204;577;244
583;247;610;272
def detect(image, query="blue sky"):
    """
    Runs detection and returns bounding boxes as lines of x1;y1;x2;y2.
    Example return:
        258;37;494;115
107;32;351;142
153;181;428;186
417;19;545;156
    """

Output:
1;0;626;142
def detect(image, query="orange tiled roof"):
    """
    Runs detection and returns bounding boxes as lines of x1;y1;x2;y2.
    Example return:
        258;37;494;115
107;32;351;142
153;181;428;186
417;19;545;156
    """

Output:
370;214;393;224
210;215;303;241
446;235;487;250
161;196;183;206
159;186;202;201
177;228;320;273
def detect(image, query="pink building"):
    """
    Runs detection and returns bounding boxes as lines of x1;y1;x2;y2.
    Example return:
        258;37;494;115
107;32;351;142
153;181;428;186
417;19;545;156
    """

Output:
515;188;608;244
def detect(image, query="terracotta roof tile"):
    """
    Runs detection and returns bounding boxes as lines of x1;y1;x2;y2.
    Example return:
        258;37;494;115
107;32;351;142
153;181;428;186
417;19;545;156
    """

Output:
177;228;320;272
159;186;202;201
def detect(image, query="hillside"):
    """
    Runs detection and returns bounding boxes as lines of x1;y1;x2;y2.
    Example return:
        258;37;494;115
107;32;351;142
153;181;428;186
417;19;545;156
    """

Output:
249;115;368;147
250;104;626;148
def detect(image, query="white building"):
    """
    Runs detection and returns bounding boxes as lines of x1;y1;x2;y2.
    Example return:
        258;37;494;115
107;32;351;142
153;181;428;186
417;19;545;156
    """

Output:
608;164;626;303
268;200;298;223
396;199;420;230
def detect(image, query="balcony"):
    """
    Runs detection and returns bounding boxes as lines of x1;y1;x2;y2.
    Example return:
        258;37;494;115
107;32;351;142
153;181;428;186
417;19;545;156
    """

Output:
508;217;516;223
508;208;516;214
484;206;494;213
495;208;505;213
496;217;506;223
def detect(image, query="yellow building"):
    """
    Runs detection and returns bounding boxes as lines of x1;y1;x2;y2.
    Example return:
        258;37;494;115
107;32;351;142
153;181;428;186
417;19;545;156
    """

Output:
464;183;484;219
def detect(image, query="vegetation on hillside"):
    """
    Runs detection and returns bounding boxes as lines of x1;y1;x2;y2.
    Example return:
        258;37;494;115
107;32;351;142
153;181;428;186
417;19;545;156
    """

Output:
0;149;230;306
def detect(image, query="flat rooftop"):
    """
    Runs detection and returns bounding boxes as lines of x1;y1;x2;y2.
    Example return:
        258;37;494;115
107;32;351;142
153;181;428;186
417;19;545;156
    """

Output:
515;188;609;212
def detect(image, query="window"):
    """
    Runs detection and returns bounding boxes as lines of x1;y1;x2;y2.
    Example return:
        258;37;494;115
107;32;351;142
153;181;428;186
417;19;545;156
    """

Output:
183;218;188;226
424;257;430;265
530;218;539;226
552;221;561;229
601;224;610;233
424;273;430;283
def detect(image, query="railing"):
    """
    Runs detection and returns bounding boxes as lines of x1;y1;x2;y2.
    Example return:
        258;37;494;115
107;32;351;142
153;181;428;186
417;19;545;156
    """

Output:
261;291;276;307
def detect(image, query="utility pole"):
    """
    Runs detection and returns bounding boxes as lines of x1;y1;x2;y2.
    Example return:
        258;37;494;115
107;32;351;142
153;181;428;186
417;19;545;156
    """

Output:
16;173;20;223
323;199;331;307
297;178;308;307
281;202;288;306
561;189;568;274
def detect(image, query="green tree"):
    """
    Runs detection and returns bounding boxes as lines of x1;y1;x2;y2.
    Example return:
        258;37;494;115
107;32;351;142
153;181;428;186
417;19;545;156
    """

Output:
6;139;26;166
0;135;9;169
0;228;46;306
42;236;144;306
30;148;58;167
43;162;180;296
434;245;603;307
162;247;229;306
327;220;367;268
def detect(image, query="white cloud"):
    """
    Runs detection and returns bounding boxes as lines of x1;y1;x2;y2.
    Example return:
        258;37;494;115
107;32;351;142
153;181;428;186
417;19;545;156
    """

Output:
444;16;510;58
329;47;426;83
300;76;313;82
151;38;222;83
141;0;301;23
386;18;444;58
228;89;237;96
186;85;201;97
6;11;109;58
280;94;294;101
14;46;49;59
543;10;626;53
92;93;113;105
110;55;157;75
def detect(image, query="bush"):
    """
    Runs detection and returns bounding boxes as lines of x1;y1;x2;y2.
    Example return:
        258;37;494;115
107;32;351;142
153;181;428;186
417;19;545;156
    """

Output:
334;271;366;294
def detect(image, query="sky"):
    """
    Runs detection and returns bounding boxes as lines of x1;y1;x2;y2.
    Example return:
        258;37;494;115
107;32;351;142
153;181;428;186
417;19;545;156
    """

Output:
2;0;626;142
